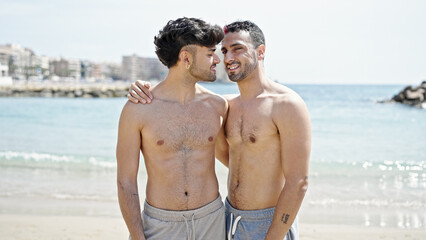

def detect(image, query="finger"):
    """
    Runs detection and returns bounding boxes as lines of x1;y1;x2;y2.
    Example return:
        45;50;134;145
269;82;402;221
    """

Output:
131;83;149;102
127;93;139;103
131;89;146;104
143;82;154;100
130;89;147;103
135;81;153;100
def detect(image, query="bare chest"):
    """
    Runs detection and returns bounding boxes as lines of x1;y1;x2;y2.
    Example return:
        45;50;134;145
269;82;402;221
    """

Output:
142;102;222;152
225;100;277;145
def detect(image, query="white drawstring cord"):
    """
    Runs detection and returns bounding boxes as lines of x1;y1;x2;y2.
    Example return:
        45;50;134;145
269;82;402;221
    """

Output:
183;214;196;240
228;213;242;239
228;213;233;240
191;213;195;240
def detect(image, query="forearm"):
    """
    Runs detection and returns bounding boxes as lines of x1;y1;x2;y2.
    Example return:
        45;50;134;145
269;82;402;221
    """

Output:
265;178;308;240
118;180;146;240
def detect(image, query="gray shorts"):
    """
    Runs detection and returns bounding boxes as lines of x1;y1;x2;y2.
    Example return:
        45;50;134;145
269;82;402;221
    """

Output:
225;198;299;240
133;195;225;240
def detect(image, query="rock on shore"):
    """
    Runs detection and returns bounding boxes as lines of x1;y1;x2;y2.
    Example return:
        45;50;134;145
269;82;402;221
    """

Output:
0;82;131;98
379;81;426;109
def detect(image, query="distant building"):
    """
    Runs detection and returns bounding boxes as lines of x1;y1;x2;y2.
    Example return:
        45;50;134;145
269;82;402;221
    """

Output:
80;60;94;81
122;54;167;81
0;64;13;86
102;62;122;80
81;61;122;82
33;55;50;80
0;44;38;80
68;59;81;81
50;58;81;81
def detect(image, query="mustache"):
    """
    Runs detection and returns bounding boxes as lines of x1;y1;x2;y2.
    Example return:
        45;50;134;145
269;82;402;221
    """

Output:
226;61;240;67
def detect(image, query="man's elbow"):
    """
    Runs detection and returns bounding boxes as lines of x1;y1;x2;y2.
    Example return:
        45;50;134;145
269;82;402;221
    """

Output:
117;177;136;193
287;176;309;197
297;177;309;196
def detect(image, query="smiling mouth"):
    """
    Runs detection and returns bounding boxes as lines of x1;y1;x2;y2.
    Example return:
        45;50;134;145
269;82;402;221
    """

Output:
227;64;239;71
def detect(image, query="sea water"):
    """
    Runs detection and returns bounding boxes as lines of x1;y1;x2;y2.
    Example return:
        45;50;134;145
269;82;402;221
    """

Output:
0;83;425;228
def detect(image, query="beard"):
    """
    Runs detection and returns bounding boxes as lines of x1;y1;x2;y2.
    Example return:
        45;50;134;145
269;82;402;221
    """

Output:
227;53;258;82
189;58;216;82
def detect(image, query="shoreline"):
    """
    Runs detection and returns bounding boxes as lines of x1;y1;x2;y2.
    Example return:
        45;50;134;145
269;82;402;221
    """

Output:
0;81;133;98
1;214;425;240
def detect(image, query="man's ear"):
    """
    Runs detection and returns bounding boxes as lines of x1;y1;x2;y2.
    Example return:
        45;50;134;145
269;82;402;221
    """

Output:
257;44;266;60
179;47;194;67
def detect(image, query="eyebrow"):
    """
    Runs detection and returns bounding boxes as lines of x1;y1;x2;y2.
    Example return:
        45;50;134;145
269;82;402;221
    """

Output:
209;48;216;52
221;43;244;51
230;43;244;47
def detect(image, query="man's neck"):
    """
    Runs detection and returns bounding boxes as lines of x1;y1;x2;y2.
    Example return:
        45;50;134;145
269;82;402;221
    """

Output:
156;69;198;105
237;65;272;100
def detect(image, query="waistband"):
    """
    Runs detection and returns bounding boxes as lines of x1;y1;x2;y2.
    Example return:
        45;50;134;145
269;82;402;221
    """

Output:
143;195;223;222
225;198;275;220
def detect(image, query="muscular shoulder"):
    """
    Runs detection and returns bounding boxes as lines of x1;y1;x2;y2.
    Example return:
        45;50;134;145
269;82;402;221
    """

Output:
119;100;151;128
196;84;228;116
270;83;310;128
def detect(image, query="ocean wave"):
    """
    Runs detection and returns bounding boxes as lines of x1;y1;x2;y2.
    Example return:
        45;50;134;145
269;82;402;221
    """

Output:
0;151;76;162
312;159;425;172
51;193;116;202
0;151;116;169
308;198;426;208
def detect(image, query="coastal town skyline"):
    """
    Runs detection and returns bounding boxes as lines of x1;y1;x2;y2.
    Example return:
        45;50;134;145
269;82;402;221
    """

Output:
2;0;426;84
0;43;169;82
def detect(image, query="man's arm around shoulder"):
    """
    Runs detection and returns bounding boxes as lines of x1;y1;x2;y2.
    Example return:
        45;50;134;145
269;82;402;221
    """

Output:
116;101;146;240
266;95;311;240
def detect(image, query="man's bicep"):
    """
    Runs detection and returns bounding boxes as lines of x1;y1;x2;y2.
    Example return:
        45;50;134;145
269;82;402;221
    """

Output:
116;104;142;181
276;101;311;179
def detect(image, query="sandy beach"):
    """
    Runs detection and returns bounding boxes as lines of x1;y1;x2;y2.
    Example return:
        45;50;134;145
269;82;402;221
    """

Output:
1;214;425;240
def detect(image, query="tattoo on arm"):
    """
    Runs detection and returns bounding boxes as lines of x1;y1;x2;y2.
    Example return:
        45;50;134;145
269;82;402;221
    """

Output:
281;213;290;224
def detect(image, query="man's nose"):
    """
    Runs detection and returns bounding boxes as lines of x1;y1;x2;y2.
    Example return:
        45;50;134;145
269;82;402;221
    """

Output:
213;54;220;64
224;52;234;63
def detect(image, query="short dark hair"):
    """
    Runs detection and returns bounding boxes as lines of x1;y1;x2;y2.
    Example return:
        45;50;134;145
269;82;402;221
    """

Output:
154;17;224;68
224;21;265;48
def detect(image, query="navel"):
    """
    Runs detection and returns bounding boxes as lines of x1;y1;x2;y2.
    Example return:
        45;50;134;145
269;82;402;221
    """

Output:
249;136;256;143
157;140;164;145
208;136;214;142
184;191;188;196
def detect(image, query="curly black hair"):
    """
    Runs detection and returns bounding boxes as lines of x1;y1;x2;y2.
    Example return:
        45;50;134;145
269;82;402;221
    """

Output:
154;17;224;68
224;20;265;48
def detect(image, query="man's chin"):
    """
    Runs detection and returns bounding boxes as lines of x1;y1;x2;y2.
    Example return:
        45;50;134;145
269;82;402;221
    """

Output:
201;76;216;82
228;74;242;82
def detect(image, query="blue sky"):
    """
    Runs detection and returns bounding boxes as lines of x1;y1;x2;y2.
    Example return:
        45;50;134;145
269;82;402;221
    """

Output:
2;0;426;84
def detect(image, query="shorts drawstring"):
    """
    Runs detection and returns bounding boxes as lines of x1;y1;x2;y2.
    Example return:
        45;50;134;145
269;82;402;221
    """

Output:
228;213;242;239
183;213;196;240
